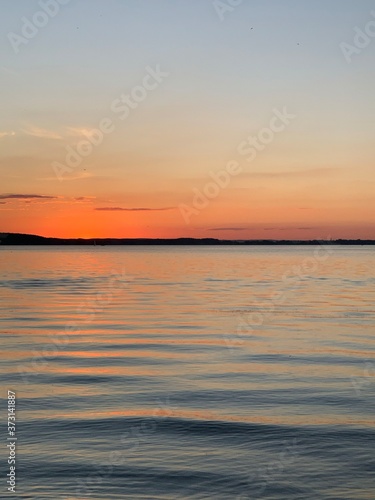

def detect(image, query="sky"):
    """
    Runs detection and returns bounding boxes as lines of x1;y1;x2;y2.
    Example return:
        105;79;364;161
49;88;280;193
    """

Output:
0;0;374;239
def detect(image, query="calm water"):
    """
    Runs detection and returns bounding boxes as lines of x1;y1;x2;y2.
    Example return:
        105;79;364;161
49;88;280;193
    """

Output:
1;246;374;499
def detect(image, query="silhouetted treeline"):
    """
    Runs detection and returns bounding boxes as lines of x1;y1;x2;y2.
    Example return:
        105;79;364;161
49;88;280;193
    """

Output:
0;233;374;246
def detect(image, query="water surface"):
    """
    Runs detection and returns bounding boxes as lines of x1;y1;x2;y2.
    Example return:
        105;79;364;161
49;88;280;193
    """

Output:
1;246;374;499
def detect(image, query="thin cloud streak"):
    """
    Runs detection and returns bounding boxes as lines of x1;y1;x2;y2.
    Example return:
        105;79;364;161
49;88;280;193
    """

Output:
263;227;315;231
239;167;344;180
95;207;176;212
65;127;98;138
209;227;248;231
0;194;57;200
0;131;15;139
1;66;18;75
21;126;63;140
18;125;101;142
182;168;344;185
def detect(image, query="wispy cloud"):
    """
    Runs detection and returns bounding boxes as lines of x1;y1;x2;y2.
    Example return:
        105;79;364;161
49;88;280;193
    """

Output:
65;127;98;138
95;207;175;212
38;171;95;182
0;194;57;200
182;168;343;185
1;66;18;76
240;167;343;179
263;226;315;231
0;131;15;139
22;126;62;140
18;125;109;142
209;227;247;231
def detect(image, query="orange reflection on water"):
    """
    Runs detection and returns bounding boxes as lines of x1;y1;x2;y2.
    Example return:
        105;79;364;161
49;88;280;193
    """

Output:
24;407;375;430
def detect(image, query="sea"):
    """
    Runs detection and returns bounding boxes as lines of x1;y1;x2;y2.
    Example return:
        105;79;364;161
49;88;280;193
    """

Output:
0;245;374;499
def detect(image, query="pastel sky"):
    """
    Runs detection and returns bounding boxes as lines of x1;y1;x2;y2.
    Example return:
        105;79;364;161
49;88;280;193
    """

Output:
0;0;374;239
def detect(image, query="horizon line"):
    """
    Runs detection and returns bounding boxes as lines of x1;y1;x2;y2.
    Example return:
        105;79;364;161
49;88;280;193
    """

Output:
1;232;374;245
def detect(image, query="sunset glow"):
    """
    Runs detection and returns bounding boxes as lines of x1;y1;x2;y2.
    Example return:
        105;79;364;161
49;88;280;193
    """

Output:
1;0;374;240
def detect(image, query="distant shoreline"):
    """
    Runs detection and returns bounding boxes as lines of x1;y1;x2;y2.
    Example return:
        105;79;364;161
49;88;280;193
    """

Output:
0;233;374;246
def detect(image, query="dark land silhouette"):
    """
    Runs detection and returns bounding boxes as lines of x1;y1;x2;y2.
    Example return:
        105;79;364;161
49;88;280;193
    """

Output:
0;233;374;245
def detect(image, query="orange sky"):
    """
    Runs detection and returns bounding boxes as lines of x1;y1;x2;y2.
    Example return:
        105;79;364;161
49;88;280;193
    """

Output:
0;1;374;240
